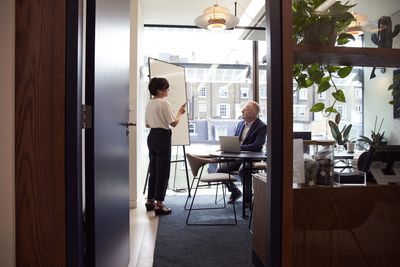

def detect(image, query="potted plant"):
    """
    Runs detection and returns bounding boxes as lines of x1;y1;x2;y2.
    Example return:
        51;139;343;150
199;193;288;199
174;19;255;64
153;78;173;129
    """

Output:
292;0;356;45
328;113;352;149
292;0;357;115
358;116;386;148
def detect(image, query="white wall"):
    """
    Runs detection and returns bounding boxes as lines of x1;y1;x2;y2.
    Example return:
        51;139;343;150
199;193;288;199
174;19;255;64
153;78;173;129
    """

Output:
364;11;400;145
364;68;400;144
129;0;144;208
0;0;15;266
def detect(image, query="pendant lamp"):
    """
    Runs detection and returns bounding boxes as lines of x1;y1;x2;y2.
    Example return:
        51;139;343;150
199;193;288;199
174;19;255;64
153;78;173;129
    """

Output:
194;3;239;31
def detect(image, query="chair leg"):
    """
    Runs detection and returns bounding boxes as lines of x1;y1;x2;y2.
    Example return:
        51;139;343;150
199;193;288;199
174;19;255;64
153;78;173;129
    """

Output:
186;182;237;226
184;176;198;210
214;183;219;204
231;184;237;225
214;183;227;207
186;178;201;225
142;166;150;194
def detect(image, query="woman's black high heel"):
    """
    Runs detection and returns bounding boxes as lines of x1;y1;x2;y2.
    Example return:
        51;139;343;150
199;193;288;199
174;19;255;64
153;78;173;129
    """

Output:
154;203;172;216
145;201;155;211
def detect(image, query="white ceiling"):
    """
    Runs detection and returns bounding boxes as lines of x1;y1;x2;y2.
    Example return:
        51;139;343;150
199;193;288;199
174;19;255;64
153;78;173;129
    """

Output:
139;0;400;27
140;0;259;26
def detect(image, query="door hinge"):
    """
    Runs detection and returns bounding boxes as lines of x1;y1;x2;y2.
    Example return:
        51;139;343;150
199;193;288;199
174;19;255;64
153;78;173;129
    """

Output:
81;104;92;129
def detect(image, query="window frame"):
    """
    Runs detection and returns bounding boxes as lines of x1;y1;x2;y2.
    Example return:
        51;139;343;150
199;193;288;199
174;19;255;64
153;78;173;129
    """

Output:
199;87;206;98
299;89;308;100
241;87;249;99
217;103;230;118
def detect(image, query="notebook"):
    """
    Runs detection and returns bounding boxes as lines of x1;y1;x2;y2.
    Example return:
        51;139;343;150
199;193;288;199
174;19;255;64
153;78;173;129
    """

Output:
219;136;241;153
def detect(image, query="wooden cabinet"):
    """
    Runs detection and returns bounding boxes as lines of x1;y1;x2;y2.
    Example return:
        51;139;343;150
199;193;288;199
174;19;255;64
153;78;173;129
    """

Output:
293;185;400;266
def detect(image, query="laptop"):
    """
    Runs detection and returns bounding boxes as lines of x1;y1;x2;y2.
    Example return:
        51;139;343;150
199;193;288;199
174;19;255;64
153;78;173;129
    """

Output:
219;136;241;153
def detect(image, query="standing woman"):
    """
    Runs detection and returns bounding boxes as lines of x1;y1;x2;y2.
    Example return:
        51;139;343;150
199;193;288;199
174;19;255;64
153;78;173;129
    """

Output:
145;77;186;215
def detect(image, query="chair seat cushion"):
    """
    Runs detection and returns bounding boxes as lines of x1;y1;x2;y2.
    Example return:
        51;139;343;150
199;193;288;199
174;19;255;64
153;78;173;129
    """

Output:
252;161;267;170
200;173;237;183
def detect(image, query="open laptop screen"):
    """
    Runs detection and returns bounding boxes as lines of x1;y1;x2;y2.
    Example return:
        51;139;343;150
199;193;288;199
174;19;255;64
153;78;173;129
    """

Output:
219;136;241;153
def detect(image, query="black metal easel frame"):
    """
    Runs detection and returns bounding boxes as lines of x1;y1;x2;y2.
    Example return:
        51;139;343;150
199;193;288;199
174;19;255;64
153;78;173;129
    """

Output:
143;145;191;197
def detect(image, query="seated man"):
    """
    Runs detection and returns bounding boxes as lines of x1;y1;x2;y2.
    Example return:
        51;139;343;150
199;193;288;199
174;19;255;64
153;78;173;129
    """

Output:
217;101;267;204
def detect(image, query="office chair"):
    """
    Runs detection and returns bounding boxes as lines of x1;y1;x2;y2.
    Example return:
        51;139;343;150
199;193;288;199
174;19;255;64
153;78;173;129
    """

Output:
185;153;238;226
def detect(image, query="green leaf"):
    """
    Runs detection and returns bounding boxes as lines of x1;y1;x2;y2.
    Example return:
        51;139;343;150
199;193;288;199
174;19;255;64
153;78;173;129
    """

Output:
317;79;331;93
358;135;373;145
339;33;355;41
328;2;356;16
325;107;337;114
326;66;340;73
305;79;314;88
310;102;325;112
336;33;355;45
307;65;324;83
338;66;353;78
332;90;346;102
342;124;352;140
293;64;301;76
328;120;342;144
295;73;310;88
335;113;341;124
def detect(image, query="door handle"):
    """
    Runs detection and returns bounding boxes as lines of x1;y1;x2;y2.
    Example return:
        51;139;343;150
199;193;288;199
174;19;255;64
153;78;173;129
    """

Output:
119;122;136;127
120;122;136;136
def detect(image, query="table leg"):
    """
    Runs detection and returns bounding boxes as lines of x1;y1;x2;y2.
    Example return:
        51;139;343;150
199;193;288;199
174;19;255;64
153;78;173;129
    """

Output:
242;160;252;219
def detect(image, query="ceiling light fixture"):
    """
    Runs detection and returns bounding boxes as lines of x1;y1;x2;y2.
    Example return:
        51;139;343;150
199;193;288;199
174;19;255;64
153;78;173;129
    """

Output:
345;13;366;36
194;2;240;31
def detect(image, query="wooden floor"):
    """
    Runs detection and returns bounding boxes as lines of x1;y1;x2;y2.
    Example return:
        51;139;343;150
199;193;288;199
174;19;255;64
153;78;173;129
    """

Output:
129;196;159;267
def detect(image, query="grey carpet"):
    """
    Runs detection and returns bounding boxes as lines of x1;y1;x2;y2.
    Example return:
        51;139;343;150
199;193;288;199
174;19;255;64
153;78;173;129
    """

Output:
153;195;253;267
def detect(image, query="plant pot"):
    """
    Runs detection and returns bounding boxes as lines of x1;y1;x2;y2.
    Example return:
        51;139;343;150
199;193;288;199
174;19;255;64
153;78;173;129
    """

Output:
347;142;355;153
303;22;337;46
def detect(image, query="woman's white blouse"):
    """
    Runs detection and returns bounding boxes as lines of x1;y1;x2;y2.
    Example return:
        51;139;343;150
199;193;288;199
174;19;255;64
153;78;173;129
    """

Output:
145;98;175;129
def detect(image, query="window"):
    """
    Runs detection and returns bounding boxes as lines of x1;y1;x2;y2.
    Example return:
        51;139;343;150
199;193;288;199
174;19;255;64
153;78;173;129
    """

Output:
217;103;230;118
188;123;196;134
142;26;257;198
355;105;362;112
260;87;266;99
337;105;347;120
215;126;228;140
294;105;307;117
318;92;326;100
199;87;206;97
299;89;308;100
355;88;362;99
198;103;207;113
241;87;249;98
219;87;228;98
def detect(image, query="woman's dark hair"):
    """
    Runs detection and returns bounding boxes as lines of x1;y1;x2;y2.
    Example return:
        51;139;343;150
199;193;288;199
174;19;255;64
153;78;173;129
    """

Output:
148;77;169;96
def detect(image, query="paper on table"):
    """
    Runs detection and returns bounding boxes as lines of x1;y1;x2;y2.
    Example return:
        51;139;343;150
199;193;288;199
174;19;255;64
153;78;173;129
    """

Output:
293;139;305;184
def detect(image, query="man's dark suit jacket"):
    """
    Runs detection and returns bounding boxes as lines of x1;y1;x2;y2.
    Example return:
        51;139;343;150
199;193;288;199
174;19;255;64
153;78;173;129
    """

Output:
234;118;267;152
